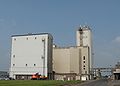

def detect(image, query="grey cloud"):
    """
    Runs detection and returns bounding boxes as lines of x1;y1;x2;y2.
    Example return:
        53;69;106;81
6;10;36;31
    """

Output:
112;36;120;44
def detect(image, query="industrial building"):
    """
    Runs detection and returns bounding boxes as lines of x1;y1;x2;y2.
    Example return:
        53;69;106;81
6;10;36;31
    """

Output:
9;25;93;80
53;46;90;80
9;33;53;80
53;25;93;80
113;62;120;80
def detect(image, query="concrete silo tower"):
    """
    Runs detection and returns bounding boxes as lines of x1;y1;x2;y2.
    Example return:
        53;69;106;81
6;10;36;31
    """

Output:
76;25;93;78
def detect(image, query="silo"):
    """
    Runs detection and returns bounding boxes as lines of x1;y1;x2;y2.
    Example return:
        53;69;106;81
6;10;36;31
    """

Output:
76;25;93;79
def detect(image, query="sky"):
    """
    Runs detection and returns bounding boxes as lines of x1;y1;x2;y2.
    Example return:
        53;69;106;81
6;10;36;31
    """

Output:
0;0;120;71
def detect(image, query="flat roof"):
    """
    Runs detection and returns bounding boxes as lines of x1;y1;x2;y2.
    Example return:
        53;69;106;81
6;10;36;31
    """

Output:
11;33;52;37
53;46;89;49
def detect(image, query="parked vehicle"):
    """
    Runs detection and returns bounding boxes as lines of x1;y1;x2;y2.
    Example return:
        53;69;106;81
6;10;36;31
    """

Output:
31;73;47;80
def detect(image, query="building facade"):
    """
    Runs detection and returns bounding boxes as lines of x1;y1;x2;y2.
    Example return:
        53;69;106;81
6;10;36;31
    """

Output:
53;46;90;80
9;33;53;80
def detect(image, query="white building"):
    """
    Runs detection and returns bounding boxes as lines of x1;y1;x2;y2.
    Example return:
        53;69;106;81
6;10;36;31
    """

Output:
76;26;93;78
9;33;53;80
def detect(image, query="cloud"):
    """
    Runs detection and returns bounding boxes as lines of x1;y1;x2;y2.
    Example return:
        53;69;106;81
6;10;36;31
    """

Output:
114;36;120;43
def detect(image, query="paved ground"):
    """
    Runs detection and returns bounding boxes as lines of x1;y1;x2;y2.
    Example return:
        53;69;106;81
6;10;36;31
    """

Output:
108;80;120;86
64;79;120;86
74;79;108;86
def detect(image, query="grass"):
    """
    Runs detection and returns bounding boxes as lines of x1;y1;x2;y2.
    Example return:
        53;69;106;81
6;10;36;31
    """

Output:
0;80;81;86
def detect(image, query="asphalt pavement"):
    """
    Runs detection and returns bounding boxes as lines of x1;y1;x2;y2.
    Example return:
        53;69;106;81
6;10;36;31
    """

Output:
64;79;120;86
75;79;108;86
108;80;120;86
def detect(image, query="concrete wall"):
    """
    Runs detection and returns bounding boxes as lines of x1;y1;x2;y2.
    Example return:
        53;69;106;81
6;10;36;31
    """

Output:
70;47;80;74
53;46;90;80
53;47;70;73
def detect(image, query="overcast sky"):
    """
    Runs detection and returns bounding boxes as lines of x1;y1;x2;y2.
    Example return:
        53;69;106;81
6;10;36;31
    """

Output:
0;0;120;71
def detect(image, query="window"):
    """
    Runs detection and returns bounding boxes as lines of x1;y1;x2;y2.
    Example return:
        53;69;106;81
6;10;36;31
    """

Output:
14;38;16;41
83;68;85;70
13;55;15;58
35;37;37;39
83;61;85;63
26;38;28;40
13;64;15;66
26;64;27;66
85;71;87;74
83;56;85;60
41;56;44;59
42;38;45;42
34;64;36;66
83;65;85;67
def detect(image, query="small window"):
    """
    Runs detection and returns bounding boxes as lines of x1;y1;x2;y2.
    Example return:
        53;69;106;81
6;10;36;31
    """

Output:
26;64;27;66
42;38;45;42
35;37;37;39
13;64;15;66
41;56;44;59
83;56;85;60
13;55;15;58
83;61;85;63
85;71;87;74
26;38;28;40
34;64;36;66
83;65;85;67
83;68;85;70
14;38;16;41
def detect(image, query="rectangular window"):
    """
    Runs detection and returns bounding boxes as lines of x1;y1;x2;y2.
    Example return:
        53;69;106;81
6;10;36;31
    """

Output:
83;56;85;60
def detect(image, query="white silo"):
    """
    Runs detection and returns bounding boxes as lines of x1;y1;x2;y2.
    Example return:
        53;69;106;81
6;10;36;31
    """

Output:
76;25;93;78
